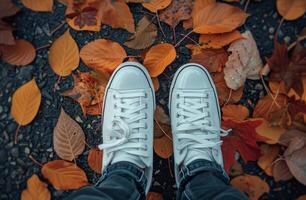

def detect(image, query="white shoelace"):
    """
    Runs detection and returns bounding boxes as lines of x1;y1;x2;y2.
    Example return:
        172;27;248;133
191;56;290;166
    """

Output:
175;92;230;152
98;91;148;160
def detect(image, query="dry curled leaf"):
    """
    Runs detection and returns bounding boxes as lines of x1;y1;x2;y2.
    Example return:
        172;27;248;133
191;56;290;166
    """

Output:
199;30;243;49
42;160;89;190
49;30;79;76
11;79;41;126
222;104;249;121
230;175;270;200
21;174;51;200
66;7;99;31
80;39;127;73
255;119;286;144
0;39;36;66
159;0;193;28
154;135;173;159
53;108;85;161
144;43;176;77
87;148;103;174
193;2;248;34
276;0;306;21
273;159;293;182
124;16;157;50
21;0;53;12
142;0;172;13
257;144;280;176
224;31;263;90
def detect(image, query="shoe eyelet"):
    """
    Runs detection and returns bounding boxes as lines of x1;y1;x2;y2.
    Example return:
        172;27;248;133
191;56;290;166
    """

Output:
144;93;148;98
144;104;148;109
113;94;117;99
176;104;179;108
176;93;180;98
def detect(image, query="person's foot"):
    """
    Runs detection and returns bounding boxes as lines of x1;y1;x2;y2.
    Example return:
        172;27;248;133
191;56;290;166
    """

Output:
169;63;226;186
99;62;155;193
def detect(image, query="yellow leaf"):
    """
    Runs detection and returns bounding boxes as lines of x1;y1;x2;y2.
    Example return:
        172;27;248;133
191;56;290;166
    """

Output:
276;0;306;20
255;119;286;144
48;30;79;76
199;30;243;49
11;79;41;126
144;43;176;77
21;0;53;12
21;174;51;200
142;0;172;13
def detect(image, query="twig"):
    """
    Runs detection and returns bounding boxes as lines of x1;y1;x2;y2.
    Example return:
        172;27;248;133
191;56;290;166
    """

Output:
168;158;174;178
156;12;166;39
224;89;233;105
14;124;21;144
244;0;251;12
288;35;306;51
274;17;284;40
154;119;172;141
36;44;51;51
175;30;194;47
180;33;200;46
172;26;176;44
54;76;62;92
50;20;66;35
28;154;43;167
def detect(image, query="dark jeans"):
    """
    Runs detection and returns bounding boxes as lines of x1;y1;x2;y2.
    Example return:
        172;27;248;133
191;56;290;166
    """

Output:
67;160;248;200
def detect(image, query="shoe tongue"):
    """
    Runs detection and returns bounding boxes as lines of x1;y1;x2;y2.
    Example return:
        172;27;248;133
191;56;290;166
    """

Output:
112;151;146;168
184;148;212;166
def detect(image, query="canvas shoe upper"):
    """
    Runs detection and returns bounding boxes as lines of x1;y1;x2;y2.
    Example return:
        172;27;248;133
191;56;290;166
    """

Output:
98;62;155;194
169;63;230;186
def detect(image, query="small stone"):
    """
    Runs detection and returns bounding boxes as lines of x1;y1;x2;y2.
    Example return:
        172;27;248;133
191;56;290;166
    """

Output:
75;116;83;123
268;27;275;34
7;123;17;133
10;147;19;158
0;149;8;164
284;36;291;44
255;84;263;90
24;147;30;155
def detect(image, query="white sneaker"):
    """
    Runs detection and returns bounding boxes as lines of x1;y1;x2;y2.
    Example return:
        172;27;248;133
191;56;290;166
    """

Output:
169;63;229;187
99;62;155;194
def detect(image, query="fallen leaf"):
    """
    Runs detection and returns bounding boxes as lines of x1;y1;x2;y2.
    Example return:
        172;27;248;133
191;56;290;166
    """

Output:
87;148;103;174
48;30;79;76
224;31;263;90
273;159;293;181
62;71;107;116
159;0;193;28
253;94;288;120
21;0;53;12
228;163;244;177
222;104;249;121
21;174;51;200
53;108;85;161
199;30;243;49
255;119;286;144
278;129;306;146
11;79;41;126
288;96;306;121
190;47;228;73
154;106;171;138
230;175;270;200
152;77;159;91
297;195;306;200
142;0;172;13
0;21;15;45
42;160;89;190
154;135;173;159
0;0;20;18
193;2;248;34
144;43;176;77
0;39;36;66
126;0;151;2
258;144;280;176
221;119;267;172
276;0;306;20
124;16;157;50
146;192;163;200
80;39;127;74
67;7;98;29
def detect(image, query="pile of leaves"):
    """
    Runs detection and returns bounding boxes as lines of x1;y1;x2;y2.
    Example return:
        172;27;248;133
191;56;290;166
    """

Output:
1;0;306;199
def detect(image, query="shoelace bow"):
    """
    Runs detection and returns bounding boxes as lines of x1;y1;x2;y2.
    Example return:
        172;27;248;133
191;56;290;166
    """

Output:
98;91;149;160
175;92;230;152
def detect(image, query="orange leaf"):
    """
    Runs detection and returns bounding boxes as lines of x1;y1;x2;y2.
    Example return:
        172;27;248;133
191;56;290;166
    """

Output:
152;77;160;92
230;175;270;200
297;195;306;200
257;144;280;176
0;21;15;45
222;104;249;121
154;135;173;159
255;119;286;144
276;0;306;20
87;148;103;174
21;174;51;200
21;0;53;12
11;79;41;126
146;192;164;200
154;106;171;138
199;30;243;49
142;0;172;13
80;39;127;74
48;30;79;76
144;43;176;77
42;160;89;190
0;39;36;66
193;2;248;34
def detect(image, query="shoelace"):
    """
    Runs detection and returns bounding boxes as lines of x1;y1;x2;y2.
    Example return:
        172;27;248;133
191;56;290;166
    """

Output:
175;92;230;152
98;91;149;160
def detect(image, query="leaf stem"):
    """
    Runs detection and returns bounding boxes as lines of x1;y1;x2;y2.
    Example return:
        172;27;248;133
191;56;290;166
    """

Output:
28;154;43;167
244;0;251;12
154;119;172;141
50;20;66;35
156;12;166;39
36;44;51;51
172;26;176;44
54;76;62;92
14;124;21;144
168;158;174;178
274;17;284;40
288;35;306;51
175;30;194;47
180;33;200;46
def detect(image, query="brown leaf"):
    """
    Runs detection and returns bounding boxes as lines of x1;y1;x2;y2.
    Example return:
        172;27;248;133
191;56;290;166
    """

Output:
297;195;306;200
224;31;263;90
126;0;151;3
154;106;171;138
87;148;103;174
285;145;306;185
0;39;36;66
21;174;51;200
53;108;85;161
159;0;193;28
154;135;173;159
256;119;286;144
142;0;172;13
190;47;228;73
230;175;270;200
199;30;243;49
276;0;306;21
258;144;280;176
146;192;163;200
228;163;244;177
273;159;293;181
193;2;248;34
144;43;176;77
124;16;157;49
279;129;306;146
0;0;20;18
80;39;127;73
152;77;159;91
222;104;249;121
0;21;15;45
42;160;89;190
21;0;53;12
